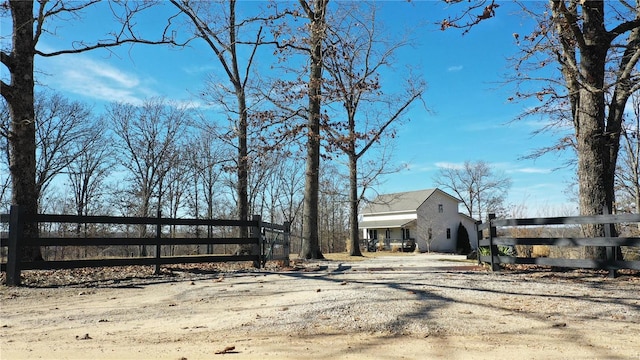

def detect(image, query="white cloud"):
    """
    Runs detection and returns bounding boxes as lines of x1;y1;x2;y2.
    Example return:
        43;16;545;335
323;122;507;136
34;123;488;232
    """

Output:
404;161;434;173
447;65;463;72
512;167;552;174
182;64;217;75
434;161;464;170
170;99;208;110
83;60;140;88
40;55;157;105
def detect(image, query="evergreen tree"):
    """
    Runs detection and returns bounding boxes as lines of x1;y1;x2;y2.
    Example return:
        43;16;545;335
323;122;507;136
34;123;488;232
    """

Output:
456;222;471;255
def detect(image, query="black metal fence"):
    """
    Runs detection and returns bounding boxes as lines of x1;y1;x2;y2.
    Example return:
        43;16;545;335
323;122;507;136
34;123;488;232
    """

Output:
476;212;640;277
1;206;290;286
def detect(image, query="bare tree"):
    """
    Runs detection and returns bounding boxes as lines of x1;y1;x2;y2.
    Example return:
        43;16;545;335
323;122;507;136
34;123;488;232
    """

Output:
33;92;94;208
185;125;230;251
323;2;425;256
1;0;182;261
272;157;306;236
246;151;278;219
108;98;191;255
247;0;329;259
616;91;640;214
0;100;13;212
514;1;639;259
171;0;270;258
317;163;349;254
417;218;442;253
66;117;113;232
163;151;191;255
440;1;640;259
433;160;512;220
298;0;329;259
2;92;100;217
443;1;640;258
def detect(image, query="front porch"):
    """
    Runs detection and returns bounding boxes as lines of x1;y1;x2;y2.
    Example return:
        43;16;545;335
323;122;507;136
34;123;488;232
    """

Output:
362;237;416;252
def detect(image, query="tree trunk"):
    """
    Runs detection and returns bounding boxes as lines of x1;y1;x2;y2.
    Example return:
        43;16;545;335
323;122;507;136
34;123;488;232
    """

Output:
576;92;610;259
348;153;362;256
5;0;43;262
234;86;252;257
300;0;327;259
574;2;617;259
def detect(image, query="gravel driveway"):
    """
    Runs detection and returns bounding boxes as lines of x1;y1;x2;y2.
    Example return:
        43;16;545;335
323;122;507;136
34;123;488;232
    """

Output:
1;253;639;359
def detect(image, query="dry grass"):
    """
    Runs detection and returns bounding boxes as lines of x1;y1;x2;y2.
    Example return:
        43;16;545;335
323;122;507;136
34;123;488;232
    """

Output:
532;245;551;258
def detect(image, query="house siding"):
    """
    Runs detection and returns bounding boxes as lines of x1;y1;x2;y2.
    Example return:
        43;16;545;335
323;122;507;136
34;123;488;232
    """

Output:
415;190;460;252
459;215;479;250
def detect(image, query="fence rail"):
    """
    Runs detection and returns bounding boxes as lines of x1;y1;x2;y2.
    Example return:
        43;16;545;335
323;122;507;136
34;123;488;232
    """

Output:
476;212;640;277
0;206;290;286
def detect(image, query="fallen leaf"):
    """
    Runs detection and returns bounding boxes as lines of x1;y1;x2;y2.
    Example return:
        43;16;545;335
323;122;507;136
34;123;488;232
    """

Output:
215;345;236;354
75;333;92;340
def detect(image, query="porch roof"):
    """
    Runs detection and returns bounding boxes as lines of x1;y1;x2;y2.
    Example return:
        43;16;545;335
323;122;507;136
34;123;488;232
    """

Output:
359;219;416;229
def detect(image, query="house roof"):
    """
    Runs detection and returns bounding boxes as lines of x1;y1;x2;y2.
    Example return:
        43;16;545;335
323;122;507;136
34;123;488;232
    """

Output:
362;188;460;215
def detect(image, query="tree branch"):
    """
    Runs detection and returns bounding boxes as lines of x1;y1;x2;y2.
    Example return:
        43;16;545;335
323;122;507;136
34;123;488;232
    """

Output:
356;90;422;159
608;18;640;41
551;1;587;50
36;1;186;57
439;0;499;34
243;26;263;90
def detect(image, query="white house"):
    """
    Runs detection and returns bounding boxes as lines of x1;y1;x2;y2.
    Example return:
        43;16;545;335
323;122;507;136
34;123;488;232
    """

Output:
359;188;478;253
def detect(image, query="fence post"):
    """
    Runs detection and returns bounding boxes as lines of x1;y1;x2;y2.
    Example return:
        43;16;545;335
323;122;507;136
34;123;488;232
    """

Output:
155;210;162;275
475;220;482;266
603;207;616;278
488;213;500;271
6;205;24;286
283;221;291;267
251;215;262;268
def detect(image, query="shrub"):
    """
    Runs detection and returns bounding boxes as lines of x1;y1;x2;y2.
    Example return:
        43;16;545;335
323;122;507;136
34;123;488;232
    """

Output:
478;246;515;257
456;222;472;255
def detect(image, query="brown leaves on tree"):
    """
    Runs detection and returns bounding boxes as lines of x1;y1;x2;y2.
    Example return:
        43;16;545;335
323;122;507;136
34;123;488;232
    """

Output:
440;0;500;33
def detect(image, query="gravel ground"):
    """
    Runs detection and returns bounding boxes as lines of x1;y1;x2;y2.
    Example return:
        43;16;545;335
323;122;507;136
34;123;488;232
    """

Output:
1;253;639;359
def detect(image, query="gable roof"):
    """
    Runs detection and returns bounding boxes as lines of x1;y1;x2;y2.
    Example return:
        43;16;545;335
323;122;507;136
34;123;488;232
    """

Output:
362;188;460;215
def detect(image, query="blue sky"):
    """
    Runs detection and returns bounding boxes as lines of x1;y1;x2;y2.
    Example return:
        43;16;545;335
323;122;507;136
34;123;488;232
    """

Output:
371;1;577;216
3;1;578;217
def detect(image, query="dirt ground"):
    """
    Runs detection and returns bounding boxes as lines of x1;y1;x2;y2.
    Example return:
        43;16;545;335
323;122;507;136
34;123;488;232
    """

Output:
1;253;639;360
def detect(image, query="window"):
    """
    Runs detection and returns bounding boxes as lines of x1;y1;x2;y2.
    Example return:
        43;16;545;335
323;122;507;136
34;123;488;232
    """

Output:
385;229;391;239
428;228;432;240
402;228;410;240
368;229;377;240
446;228;451;239
438;204;443;213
